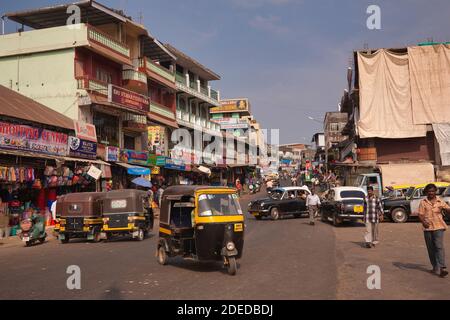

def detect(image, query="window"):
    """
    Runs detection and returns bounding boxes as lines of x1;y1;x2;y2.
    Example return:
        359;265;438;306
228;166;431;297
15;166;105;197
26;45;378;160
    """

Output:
93;112;119;146
96;67;112;83
124;134;135;150
340;190;366;199
198;194;242;216
329;123;339;132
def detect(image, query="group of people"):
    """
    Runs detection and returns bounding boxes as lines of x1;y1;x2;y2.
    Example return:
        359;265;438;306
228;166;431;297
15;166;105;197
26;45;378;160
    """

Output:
306;183;448;279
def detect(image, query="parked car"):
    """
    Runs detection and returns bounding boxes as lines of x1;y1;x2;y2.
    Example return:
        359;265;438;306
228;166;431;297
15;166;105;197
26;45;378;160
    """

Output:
383;183;450;223
321;187;367;226
248;186;311;220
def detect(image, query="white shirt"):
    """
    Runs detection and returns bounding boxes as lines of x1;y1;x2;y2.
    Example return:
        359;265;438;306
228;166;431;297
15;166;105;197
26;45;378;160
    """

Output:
306;194;321;206
51;201;57;220
266;181;273;188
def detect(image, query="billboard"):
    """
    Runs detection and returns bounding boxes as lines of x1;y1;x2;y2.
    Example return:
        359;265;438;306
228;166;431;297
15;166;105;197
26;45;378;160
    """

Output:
210;98;250;114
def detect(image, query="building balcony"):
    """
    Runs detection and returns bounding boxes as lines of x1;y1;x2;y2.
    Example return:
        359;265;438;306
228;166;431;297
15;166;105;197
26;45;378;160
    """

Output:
176;109;221;133
76;76;109;96
139;58;176;89
150;101;176;120
174;72;220;107
122;69;148;95
0;24;132;65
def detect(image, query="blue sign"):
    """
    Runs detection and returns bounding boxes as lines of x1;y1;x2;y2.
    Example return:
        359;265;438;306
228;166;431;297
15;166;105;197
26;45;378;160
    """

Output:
68;137;97;160
164;158;186;171
127;167;151;175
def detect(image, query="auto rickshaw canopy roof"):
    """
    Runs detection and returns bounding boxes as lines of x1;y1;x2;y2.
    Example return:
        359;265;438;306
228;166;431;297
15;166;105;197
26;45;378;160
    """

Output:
162;185;237;198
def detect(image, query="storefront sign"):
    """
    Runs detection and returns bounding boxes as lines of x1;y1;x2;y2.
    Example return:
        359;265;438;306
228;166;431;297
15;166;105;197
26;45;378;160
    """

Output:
164;158;186;171
68;137;97;160
108;84;150;113
74;120;97;142
220;119;249;130
120;149;148;166
151;166;160;175
106;146;120;162
148;154;166;166
127;167;151;176
210;98;250;114
0;122;68;156
148;125;166;156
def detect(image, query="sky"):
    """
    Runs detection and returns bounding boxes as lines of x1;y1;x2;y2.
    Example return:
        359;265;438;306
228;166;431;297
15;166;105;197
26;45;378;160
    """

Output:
2;0;450;144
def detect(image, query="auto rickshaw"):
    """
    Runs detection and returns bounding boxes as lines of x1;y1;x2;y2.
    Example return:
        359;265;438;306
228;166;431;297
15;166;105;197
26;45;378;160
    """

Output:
102;189;154;241
156;186;244;275
57;192;105;243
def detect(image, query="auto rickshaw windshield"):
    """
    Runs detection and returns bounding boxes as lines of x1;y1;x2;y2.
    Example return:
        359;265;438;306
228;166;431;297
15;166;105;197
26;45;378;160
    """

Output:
198;193;243;217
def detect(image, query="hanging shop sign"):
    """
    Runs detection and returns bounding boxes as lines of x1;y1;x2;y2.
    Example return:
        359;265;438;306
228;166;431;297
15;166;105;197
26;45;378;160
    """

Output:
147;125;166;156
108;84;150;113
127;167;151;176
151;166;161;175
164;158;186;171
106;146;120;162
120;149;149;166
74;120;97;142
0;121;68;156
68;137;97;160
87;165;102;180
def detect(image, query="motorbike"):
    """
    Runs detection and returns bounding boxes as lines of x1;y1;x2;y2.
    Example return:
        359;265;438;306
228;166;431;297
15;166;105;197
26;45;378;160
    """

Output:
19;214;47;247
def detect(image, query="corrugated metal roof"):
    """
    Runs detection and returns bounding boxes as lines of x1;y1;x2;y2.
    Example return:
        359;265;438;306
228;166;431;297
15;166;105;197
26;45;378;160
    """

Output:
0;85;74;130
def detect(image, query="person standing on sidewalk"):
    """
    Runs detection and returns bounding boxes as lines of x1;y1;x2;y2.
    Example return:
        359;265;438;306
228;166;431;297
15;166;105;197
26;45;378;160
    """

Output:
418;183;449;278
306;188;321;226
364;186;383;248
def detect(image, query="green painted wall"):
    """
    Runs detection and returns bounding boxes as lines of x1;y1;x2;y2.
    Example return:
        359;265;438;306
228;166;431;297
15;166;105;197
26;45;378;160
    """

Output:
0;48;78;120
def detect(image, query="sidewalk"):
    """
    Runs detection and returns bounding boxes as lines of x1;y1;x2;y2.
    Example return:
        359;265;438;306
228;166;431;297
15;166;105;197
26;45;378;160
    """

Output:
0;226;57;249
334;221;450;299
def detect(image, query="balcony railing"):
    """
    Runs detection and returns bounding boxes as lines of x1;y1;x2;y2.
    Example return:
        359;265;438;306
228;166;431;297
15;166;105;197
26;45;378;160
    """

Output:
76;76;109;96
149;100;176;119
122;69;147;84
210;89;219;101
87;25;130;58
176;109;221;132
144;58;175;83
174;74;220;105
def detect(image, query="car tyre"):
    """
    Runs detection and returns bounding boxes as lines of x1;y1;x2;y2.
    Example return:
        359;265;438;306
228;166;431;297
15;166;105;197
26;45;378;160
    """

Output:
333;213;341;227
391;208;408;223
270;207;280;221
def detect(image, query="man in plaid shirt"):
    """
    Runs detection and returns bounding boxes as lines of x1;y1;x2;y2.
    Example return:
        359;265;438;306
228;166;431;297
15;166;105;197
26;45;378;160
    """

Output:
364;186;384;248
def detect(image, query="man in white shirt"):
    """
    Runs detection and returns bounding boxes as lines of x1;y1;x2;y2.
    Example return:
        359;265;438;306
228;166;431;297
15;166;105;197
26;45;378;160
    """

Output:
266;180;274;193
306;189;321;226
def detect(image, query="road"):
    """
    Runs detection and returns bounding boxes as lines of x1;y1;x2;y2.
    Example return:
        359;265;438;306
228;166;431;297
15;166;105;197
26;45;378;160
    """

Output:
0;184;337;300
2;177;449;300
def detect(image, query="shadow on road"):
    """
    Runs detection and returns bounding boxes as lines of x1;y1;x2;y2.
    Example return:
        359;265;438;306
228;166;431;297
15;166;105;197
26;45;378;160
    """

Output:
392;262;430;274
162;257;240;275
101;284;123;300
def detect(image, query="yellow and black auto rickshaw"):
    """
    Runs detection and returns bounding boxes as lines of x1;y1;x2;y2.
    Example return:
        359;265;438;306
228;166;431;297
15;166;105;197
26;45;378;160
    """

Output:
157;186;245;275
102;189;154;241
57;192;104;243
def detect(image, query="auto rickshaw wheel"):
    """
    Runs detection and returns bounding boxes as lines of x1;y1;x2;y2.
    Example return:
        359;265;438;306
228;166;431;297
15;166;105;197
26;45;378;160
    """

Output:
39;237;46;244
227;257;237;276
157;246;168;265
61;236;70;244
136;228;144;241
25;241;33;247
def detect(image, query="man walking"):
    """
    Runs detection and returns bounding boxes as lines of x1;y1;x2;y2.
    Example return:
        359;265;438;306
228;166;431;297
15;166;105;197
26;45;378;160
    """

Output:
418;183;449;278
364;186;383;248
306;188;321;226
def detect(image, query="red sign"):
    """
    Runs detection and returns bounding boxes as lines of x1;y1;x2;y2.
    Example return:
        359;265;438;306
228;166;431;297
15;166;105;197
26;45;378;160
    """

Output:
108;84;149;113
74;120;97;142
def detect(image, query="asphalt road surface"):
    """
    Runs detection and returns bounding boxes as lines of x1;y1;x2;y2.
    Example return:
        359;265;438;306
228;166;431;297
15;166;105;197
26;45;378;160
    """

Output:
0;182;337;300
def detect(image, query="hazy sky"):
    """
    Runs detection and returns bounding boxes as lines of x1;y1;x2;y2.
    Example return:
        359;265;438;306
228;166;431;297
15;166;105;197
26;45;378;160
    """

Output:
2;0;450;143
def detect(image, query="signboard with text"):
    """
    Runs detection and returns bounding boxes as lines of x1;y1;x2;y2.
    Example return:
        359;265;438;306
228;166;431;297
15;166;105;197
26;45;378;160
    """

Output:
108;84;150;113
120;149;148;166
74;120;97;142
210;98;250;114
68;137;97;160
0;122;68;156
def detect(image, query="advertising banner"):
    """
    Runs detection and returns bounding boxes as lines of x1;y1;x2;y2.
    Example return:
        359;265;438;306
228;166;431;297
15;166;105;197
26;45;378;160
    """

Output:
210;98;250;114
147;125;166;156
164;158;186;171
106;146;120;162
68;137;97;160
74;120;97;142
120;149;148;166
0;121;68;156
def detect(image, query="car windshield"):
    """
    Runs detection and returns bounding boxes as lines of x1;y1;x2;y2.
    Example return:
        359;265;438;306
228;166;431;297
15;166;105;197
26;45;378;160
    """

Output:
270;190;284;200
340;190;366;199
405;187;415;198
198;193;243;217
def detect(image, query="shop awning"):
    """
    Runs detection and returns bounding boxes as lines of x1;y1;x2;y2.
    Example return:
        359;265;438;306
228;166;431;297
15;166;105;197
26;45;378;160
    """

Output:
114;162;151;175
192;165;212;175
61;157;110;166
0;149;64;161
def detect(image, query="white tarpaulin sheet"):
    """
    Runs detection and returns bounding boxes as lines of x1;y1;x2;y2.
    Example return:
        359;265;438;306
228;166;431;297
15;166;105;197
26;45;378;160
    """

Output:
433;124;450;166
409;45;450;124
357;50;427;139
378;163;435;186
